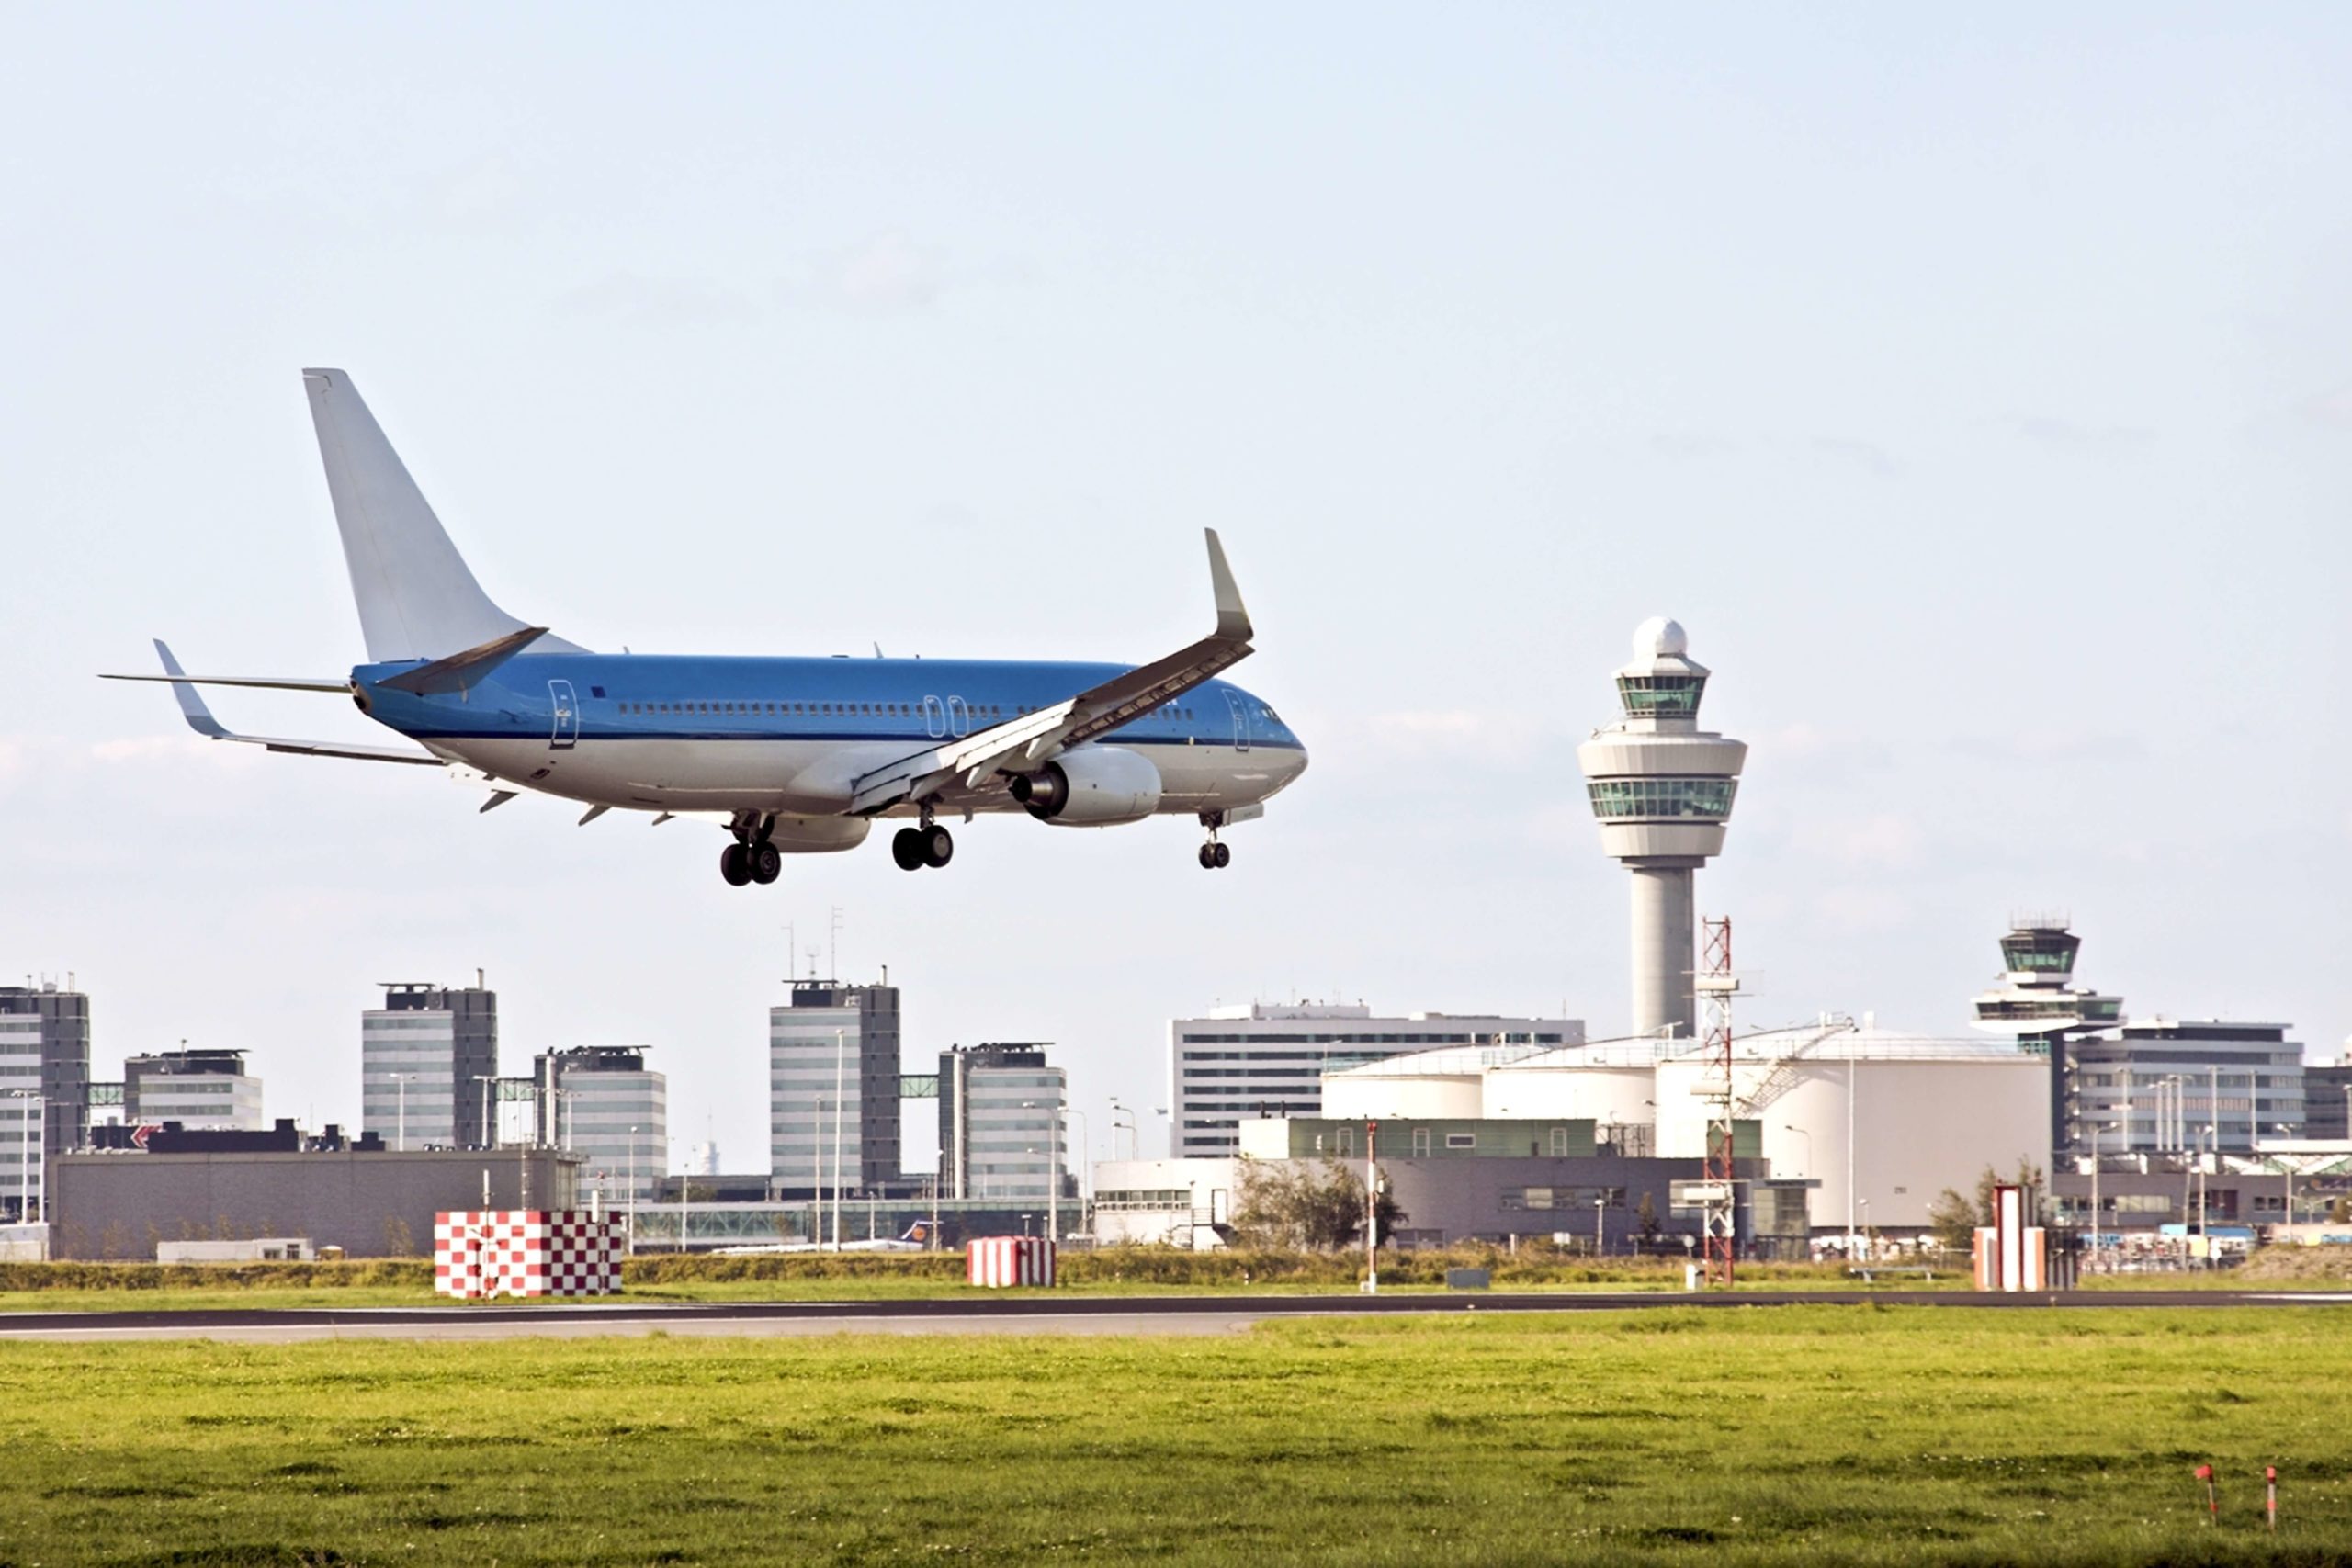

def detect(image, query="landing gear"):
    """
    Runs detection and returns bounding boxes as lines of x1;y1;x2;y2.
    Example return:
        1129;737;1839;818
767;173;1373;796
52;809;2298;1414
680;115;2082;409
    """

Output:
893;810;956;871
721;816;784;886
1198;812;1232;870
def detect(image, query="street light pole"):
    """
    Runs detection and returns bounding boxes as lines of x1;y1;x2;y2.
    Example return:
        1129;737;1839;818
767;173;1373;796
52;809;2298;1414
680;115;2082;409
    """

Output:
1782;1124;1812;1179
391;1073;414;1153
1595;1193;1606;1258
832;1030;845;1253
6;1090;40;1224
627;1126;639;1257
1066;1107;1090;1245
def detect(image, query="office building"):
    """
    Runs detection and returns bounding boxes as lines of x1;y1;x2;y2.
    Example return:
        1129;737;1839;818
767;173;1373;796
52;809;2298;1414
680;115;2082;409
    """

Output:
1168;1002;1581;1158
2069;1020;2305;1157
124;1049;266;1131
770;980;900;1194
2303;1061;2352;1142
1969;917;2125;1154
1575;618;1747;1040
940;1043;1066;1208
536;1046;667;1206
0;981;92;1222
360;982;497;1151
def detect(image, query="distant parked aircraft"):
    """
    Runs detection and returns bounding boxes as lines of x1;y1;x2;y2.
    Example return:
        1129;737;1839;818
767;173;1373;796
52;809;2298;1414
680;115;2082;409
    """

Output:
107;370;1306;884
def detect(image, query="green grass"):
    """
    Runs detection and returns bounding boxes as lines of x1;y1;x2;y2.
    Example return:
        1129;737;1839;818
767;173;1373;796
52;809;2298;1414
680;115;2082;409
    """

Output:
4;1306;2348;1565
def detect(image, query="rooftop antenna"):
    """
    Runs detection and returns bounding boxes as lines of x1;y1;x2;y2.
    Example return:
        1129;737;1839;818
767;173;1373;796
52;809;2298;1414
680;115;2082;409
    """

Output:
830;905;843;983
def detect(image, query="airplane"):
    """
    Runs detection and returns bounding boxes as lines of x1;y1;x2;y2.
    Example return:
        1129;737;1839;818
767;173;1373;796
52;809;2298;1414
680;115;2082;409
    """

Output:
104;370;1307;886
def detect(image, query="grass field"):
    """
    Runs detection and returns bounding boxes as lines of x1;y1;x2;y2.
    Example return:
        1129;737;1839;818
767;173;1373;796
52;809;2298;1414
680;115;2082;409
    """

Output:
5;1305;2349;1566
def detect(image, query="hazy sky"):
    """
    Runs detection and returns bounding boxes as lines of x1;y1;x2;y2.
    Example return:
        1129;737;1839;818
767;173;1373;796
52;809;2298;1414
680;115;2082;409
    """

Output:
5;6;2346;1175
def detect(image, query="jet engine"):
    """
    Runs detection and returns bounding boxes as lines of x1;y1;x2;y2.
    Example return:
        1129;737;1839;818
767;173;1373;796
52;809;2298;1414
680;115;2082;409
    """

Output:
1008;746;1163;827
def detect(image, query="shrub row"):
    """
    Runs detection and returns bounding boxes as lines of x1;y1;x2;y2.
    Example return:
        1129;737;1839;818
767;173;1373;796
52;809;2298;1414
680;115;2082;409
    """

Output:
0;1258;435;1292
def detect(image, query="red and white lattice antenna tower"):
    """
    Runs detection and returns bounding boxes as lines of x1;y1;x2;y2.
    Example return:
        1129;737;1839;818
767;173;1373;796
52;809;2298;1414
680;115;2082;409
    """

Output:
1695;916;1740;1287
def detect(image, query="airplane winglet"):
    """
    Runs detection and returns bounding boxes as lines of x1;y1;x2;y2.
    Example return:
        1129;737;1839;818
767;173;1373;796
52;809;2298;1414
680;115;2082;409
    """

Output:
1205;529;1252;642
153;640;231;740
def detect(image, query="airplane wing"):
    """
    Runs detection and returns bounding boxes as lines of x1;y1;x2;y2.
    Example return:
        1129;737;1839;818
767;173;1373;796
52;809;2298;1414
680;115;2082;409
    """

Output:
118;640;445;766
848;529;1254;816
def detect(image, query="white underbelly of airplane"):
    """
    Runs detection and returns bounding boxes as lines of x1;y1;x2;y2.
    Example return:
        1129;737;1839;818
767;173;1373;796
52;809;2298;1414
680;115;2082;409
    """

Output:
435;736;1284;817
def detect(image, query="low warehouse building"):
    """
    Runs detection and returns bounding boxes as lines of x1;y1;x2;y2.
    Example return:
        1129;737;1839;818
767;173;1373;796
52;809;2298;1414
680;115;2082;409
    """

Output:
51;1145;582;1260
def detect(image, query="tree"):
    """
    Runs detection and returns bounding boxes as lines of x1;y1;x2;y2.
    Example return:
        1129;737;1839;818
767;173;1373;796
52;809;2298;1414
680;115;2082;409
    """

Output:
1972;1159;2048;1224
1229;1156;1408;1251
1635;1191;1662;1245
1926;1189;1977;1254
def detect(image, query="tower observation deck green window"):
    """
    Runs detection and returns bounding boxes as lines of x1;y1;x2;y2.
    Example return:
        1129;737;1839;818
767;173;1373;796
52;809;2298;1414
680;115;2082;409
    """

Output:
1585;778;1738;819
1999;931;2080;975
1616;674;1706;717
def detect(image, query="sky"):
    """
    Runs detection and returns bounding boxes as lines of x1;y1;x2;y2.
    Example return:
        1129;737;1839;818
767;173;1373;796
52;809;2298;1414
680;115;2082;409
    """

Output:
3;6;2346;1177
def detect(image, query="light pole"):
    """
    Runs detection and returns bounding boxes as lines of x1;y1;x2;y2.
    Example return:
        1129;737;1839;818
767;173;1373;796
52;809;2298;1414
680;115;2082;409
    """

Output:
672;1134;685;1254
832;1030;845;1253
1781;1124;1812;1178
627;1126;639;1257
1595;1193;1607;1258
1067;1108;1091;1245
6;1090;40;1224
1859;1197;1871;1262
1022;1100;1058;1244
1110;1099;1137;1162
812;1097;828;1248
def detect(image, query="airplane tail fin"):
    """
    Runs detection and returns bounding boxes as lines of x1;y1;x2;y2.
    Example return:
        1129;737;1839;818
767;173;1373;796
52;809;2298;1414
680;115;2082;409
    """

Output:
301;368;583;663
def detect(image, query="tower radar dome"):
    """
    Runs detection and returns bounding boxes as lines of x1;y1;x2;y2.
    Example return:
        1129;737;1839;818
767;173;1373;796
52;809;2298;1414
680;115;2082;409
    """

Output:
1634;617;1688;660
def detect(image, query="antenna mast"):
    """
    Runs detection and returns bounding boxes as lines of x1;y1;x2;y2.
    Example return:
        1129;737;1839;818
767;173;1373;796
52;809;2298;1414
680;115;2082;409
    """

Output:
1696;916;1740;1287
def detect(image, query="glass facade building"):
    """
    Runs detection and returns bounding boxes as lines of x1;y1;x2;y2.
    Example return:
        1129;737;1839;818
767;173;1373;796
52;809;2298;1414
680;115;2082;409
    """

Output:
940;1043;1066;1207
0;984;91;1221
769;983;901;1195
535;1046;667;1206
360;983;496;1151
124;1049;265;1131
1169;1003;1582;1158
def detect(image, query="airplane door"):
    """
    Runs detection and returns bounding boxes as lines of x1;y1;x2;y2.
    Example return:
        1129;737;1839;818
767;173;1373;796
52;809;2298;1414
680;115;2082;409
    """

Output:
923;696;947;739
1225;692;1251;751
947;696;971;738
548;680;579;750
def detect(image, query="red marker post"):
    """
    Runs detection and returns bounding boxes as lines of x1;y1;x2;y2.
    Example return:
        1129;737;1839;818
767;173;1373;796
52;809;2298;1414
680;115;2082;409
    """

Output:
2267;1466;2278;1532
2194;1463;2217;1523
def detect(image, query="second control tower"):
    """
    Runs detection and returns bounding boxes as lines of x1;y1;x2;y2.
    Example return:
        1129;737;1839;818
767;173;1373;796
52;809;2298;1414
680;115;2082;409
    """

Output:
1577;618;1747;1039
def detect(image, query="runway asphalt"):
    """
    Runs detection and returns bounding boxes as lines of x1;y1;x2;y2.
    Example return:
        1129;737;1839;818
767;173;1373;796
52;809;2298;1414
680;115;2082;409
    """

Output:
3;1289;2347;1342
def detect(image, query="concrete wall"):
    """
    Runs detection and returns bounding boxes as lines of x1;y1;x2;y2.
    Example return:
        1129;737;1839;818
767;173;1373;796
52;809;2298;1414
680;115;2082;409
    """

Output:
51;1147;582;1260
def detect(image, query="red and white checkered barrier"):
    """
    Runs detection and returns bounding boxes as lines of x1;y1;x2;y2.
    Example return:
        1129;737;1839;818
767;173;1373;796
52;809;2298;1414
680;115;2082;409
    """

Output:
434;1211;624;1300
967;1235;1056;1288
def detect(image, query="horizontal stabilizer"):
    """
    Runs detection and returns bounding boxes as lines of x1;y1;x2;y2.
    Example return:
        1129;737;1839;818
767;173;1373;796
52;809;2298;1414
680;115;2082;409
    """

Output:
379;625;550;694
130;640;442;766
97;672;351;694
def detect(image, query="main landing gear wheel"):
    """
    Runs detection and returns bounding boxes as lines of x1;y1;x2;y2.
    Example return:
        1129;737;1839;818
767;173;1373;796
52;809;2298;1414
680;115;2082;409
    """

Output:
1198;840;1232;870
749;842;782;885
891;828;926;872
719;843;752;886
922;825;955;868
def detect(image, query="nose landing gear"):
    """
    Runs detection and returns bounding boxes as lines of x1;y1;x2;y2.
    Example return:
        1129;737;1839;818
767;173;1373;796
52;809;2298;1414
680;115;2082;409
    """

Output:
1197;811;1233;871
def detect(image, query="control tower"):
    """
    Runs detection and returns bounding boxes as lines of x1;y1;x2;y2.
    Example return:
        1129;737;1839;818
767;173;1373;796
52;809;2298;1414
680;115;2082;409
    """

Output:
1577;619;1747;1039
1969;915;2123;1156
